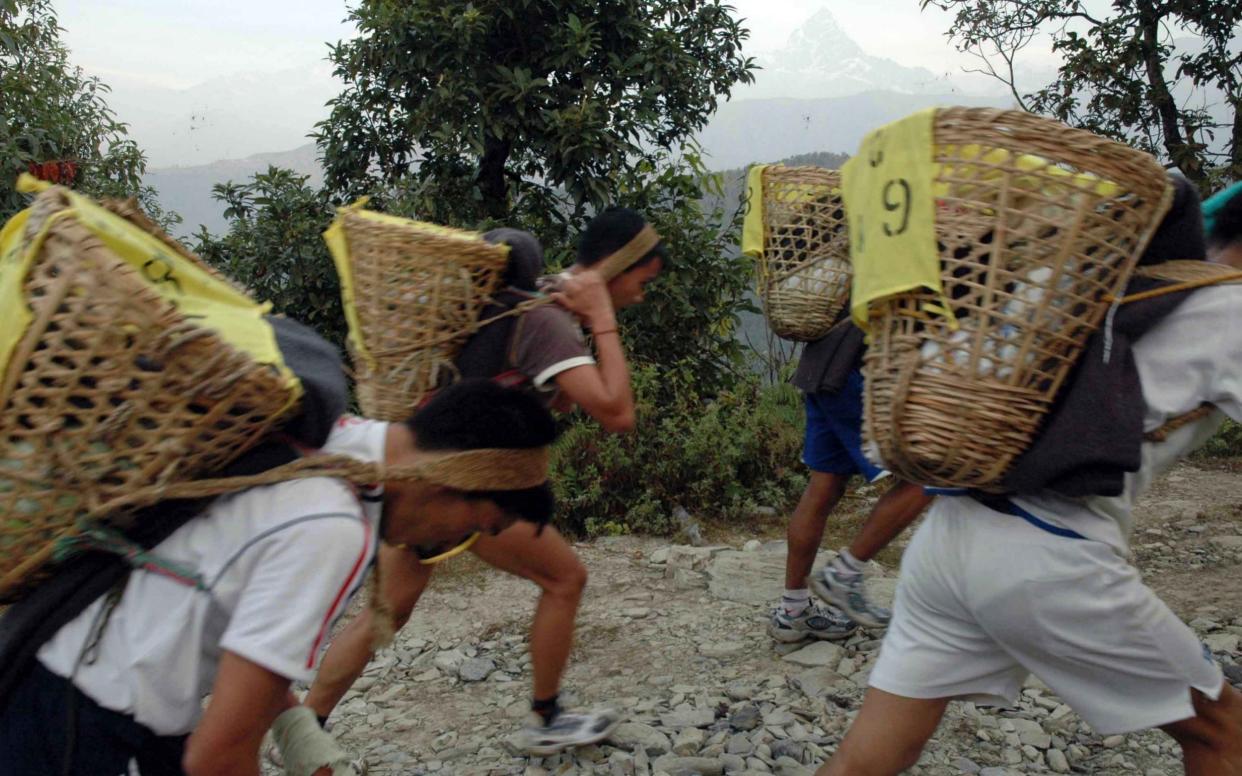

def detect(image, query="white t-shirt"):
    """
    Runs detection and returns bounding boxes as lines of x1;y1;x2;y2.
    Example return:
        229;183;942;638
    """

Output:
1008;285;1242;553
37;417;389;736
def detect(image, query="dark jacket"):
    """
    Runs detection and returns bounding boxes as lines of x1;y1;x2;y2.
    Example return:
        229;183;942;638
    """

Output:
791;308;866;395
455;228;546;380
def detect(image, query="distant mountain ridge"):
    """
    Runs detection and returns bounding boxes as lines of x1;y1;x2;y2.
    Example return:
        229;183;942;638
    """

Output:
696;90;1004;171
145;9;1007;236
147;144;321;238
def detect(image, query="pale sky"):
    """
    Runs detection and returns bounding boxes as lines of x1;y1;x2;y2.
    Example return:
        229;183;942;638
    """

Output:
54;0;991;90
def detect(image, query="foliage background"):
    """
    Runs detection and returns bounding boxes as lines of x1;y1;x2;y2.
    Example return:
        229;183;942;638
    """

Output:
0;0;175;226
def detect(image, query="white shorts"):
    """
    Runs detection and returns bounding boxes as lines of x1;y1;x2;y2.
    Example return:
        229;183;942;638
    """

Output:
871;497;1224;735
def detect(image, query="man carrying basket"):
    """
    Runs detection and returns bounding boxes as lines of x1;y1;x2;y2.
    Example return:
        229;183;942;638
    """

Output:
818;179;1242;775
0;379;561;776
301;207;666;756
769;317;931;643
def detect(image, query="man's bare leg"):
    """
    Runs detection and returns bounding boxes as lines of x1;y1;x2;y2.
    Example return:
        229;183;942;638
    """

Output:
817;687;949;776
305;544;433;720
785;471;849;589
812;479;930;628
768;471;857;642
846;480;931;563
1161;684;1242;775
469;523;587;703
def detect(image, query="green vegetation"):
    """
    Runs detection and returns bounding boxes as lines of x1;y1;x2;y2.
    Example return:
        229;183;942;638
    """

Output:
0;0;174;226
550;367;806;537
926;0;1242;189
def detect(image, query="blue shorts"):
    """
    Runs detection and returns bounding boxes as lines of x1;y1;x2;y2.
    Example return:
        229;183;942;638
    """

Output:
803;370;888;482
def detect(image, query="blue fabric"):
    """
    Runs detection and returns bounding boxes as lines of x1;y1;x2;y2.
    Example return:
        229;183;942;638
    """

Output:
0;662;186;776
977;496;1087;540
802;370;887;481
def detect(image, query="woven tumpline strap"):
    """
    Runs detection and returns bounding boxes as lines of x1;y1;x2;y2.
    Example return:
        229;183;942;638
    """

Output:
63;447;550;523
596;224;662;280
1144;403;1217;443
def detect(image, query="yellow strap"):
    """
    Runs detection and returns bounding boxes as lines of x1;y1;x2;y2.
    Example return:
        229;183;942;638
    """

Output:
389;531;482;565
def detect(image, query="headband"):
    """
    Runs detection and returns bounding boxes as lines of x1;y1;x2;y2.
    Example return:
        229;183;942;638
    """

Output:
595;224;662;280
387;446;550;491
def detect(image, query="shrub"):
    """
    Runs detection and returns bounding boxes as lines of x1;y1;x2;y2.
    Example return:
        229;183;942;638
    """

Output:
1194;419;1242;460
550;364;806;537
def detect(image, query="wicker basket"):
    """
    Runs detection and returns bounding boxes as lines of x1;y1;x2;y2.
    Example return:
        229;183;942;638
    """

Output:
860;108;1174;490
0;187;299;602
329;209;511;421
750;166;851;341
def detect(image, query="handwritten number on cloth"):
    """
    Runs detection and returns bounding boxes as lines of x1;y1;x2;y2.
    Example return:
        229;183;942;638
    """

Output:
882;179;912;237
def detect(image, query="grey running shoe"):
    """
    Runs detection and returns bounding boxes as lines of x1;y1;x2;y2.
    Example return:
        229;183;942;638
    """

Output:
810;565;891;629
519;708;623;756
767;602;858;643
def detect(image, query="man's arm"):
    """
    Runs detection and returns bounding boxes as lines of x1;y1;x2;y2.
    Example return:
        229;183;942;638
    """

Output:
550;271;635;432
182;651;294;776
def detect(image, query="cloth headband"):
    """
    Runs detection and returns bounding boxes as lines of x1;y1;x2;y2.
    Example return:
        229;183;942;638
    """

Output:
596;224;662;280
387;446;550;491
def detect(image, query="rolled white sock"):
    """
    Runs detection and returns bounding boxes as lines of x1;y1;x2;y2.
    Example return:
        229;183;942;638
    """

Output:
781;588;811;616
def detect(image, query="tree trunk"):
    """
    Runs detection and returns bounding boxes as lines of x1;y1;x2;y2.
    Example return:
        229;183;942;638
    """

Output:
478;135;512;220
1231;98;1242;183
1136;3;1203;184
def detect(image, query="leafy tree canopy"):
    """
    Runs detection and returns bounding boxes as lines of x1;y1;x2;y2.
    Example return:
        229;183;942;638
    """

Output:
317;0;755;225
925;0;1242;189
0;0;174;224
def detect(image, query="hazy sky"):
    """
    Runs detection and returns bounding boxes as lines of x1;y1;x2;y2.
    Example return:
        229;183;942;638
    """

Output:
55;0;987;90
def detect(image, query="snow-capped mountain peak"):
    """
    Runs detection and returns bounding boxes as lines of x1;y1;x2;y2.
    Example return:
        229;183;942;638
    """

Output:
740;8;960;100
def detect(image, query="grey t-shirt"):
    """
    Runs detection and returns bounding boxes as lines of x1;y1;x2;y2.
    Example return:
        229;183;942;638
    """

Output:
509;305;596;403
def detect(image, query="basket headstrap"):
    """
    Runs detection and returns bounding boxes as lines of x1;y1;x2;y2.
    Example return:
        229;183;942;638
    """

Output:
405;446;550;490
595;224;661;280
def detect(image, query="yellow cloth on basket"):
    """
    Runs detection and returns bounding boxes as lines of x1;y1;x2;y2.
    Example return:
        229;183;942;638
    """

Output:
842;108;950;332
0;174;299;399
740;164;768;260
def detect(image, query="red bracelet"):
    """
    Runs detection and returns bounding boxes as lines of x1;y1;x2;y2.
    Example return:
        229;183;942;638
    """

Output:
592;327;618;337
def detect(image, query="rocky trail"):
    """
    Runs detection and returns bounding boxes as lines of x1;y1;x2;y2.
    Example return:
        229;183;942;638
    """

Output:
291;461;1242;776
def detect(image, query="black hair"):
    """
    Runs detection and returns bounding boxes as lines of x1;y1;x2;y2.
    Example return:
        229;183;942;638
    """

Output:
1209;186;1242;249
408;379;558;526
575;206;668;272
1138;174;1206;265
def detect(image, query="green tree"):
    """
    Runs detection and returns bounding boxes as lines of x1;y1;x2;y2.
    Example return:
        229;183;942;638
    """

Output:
317;0;754;223
924;0;1242;188
0;0;174;224
316;0;759;393
193;168;345;346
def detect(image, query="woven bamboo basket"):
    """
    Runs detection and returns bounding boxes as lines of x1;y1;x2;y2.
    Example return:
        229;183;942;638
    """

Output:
753;166;851;341
861;107;1174;490
0;187;298;602
331;211;511;421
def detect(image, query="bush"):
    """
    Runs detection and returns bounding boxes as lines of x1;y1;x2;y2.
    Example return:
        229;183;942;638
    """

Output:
550;364;806;537
1195;419;1242;459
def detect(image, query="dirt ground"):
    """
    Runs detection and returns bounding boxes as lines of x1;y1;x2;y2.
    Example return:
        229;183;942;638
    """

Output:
290;459;1242;775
